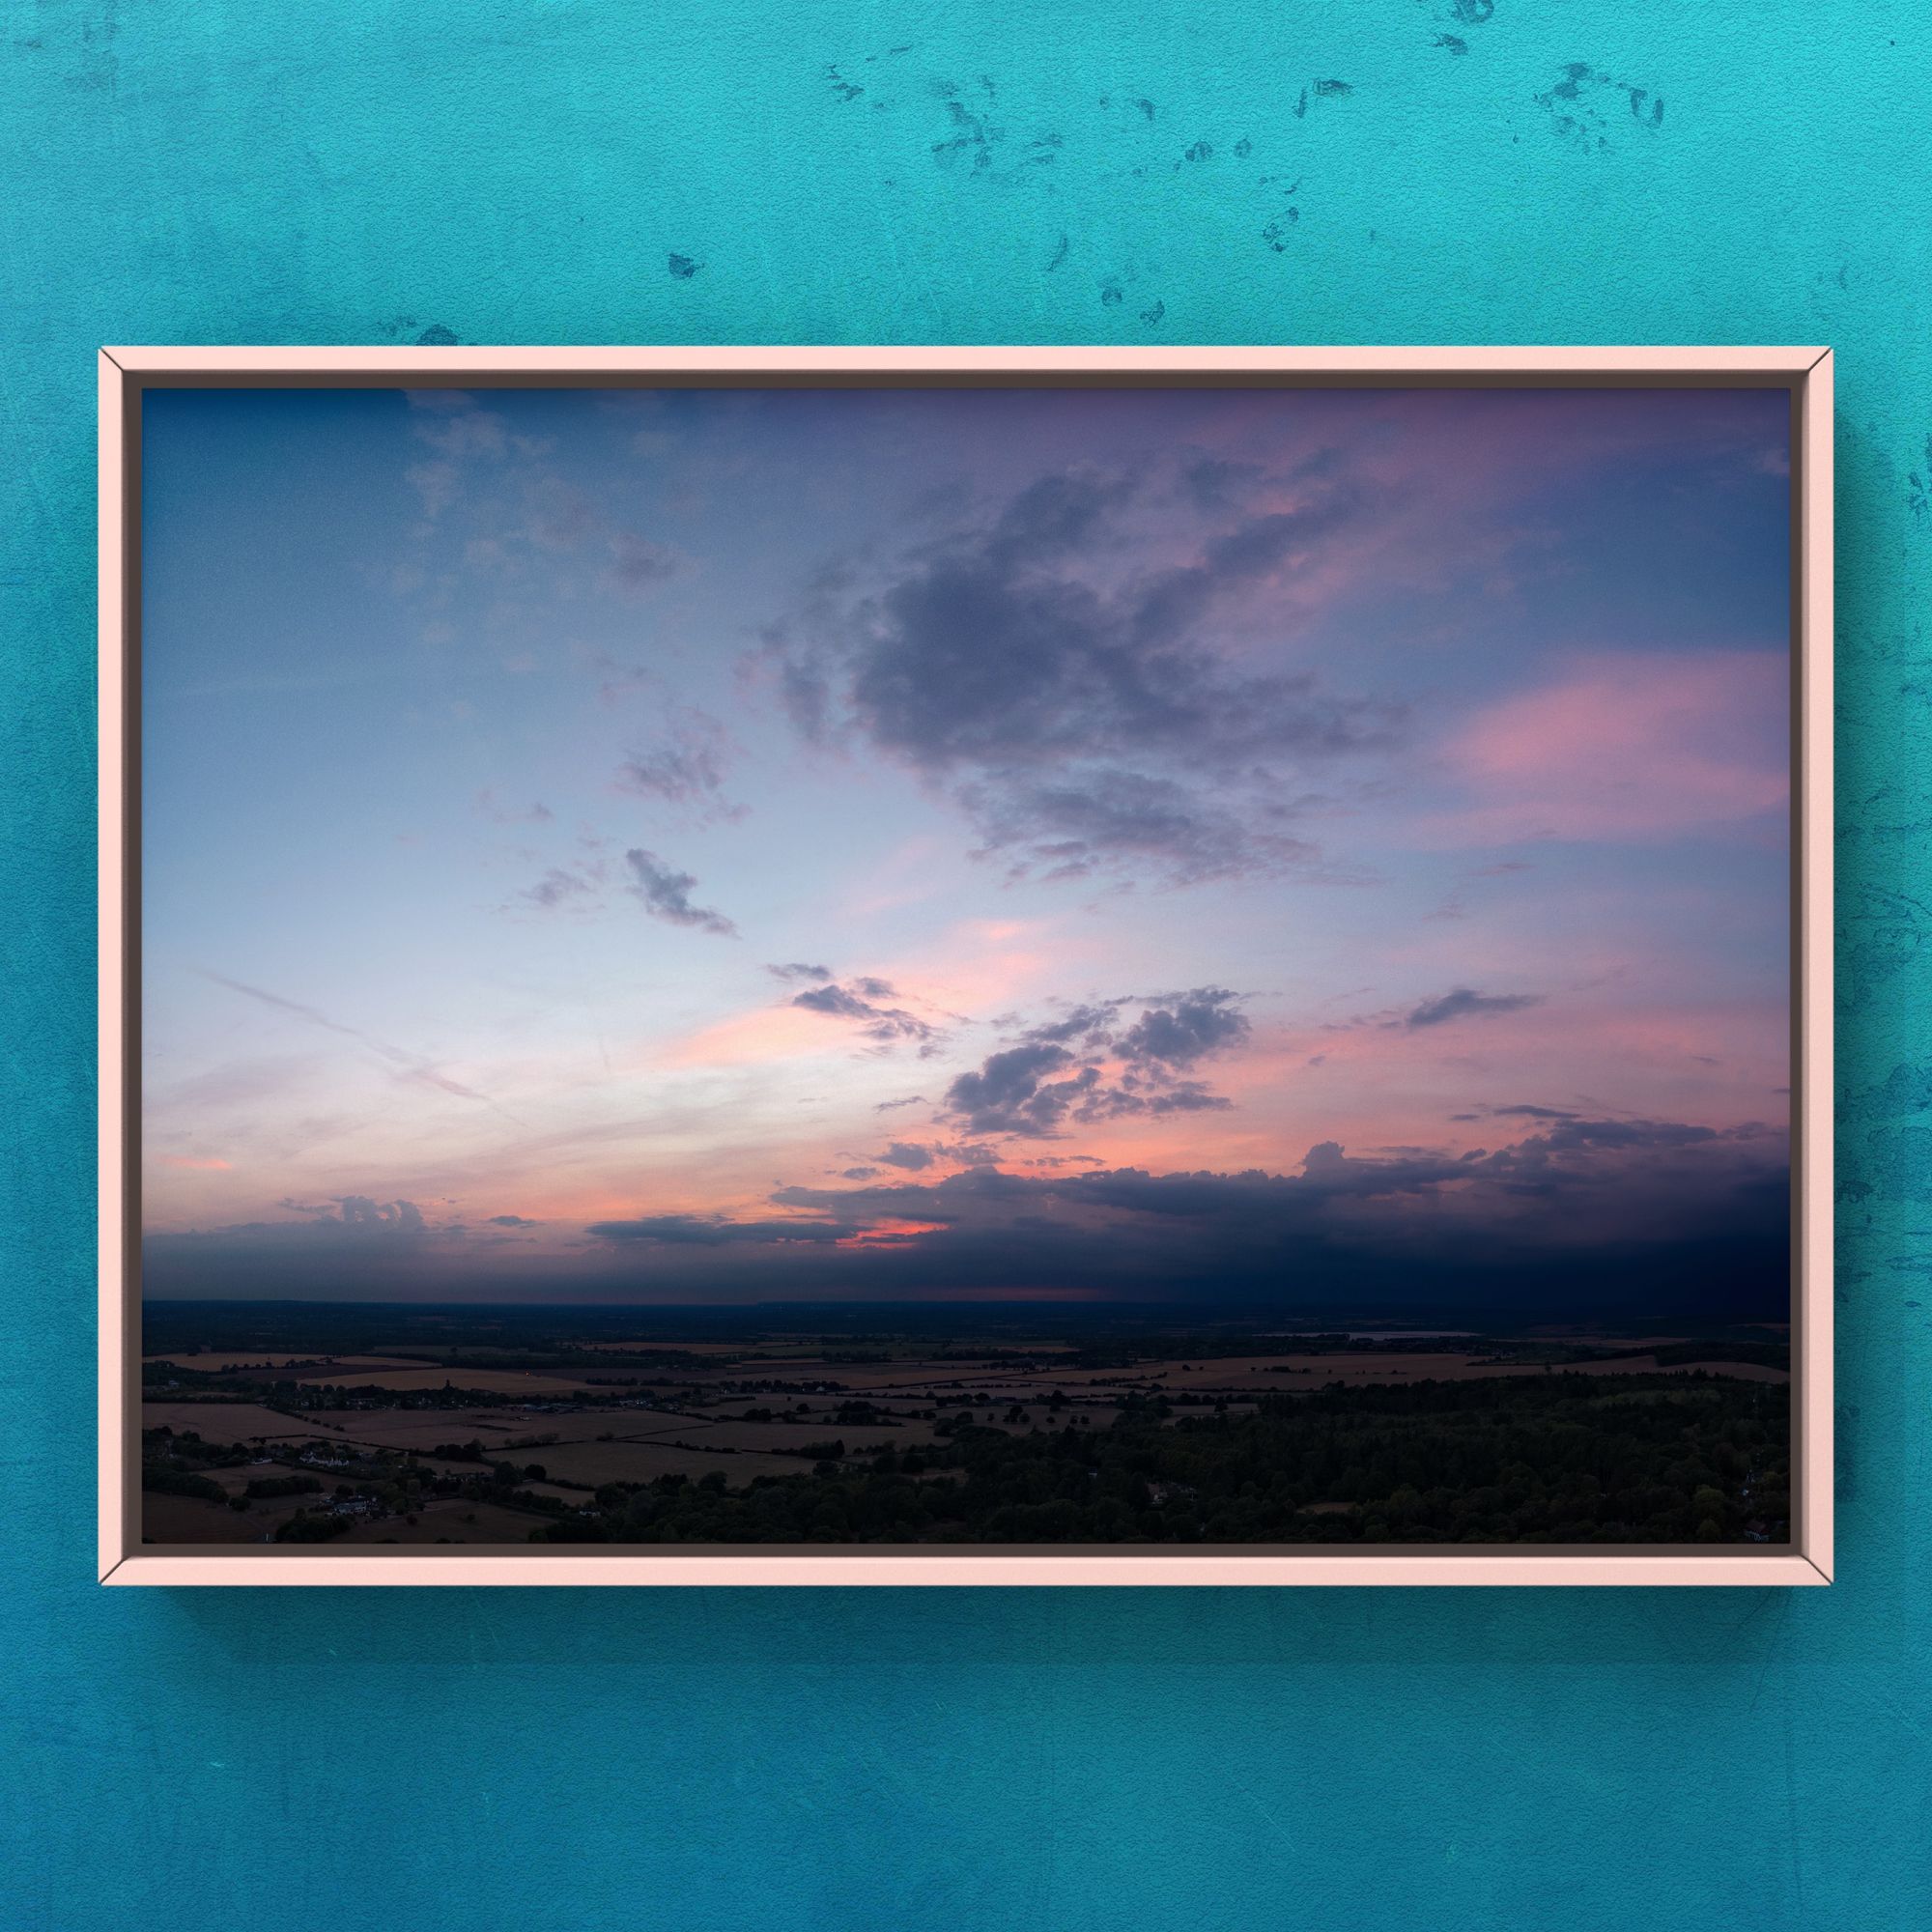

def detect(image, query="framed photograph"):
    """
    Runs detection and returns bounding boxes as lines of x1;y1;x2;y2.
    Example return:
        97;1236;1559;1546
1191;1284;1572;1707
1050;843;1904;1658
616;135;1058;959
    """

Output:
99;347;1832;1585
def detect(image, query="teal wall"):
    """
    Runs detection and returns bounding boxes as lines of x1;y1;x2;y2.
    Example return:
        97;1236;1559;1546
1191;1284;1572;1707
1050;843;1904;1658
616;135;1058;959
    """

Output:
3;7;1928;1927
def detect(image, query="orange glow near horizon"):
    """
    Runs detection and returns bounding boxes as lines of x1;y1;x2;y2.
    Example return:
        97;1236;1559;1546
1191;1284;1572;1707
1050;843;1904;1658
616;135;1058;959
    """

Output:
835;1219;950;1247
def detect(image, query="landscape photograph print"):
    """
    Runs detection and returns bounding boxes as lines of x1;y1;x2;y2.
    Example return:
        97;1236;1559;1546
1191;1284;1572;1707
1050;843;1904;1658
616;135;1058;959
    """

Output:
136;379;1797;1552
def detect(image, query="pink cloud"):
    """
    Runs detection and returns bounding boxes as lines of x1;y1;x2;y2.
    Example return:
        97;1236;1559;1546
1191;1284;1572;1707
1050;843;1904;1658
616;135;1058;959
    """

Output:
1430;650;1787;844
835;1218;950;1248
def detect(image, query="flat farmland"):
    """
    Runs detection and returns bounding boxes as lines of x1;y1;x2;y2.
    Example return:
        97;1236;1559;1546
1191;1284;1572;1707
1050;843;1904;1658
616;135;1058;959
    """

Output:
199;1464;279;1493
853;1398;1123;1432
735;1357;1045;1391
1571;1356;1788;1385
1236;1351;1791;1388
506;1436;819;1489
937;1352;1791;1393
302;1408;583;1452
292;1366;607;1395
144;1351;425;1373
580;1340;761;1356
335;1499;556;1544
140;1492;264;1544
688;1416;940;1452
141;1401;343;1445
610;1356;1053;1395
142;1487;321;1541
134;1305;1793;1548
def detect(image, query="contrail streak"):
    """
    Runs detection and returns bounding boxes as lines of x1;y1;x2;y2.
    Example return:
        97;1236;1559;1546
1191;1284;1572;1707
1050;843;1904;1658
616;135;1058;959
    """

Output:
198;971;499;1108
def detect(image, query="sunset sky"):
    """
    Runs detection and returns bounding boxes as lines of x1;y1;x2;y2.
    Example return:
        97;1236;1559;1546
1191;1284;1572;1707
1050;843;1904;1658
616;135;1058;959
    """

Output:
140;384;1793;1308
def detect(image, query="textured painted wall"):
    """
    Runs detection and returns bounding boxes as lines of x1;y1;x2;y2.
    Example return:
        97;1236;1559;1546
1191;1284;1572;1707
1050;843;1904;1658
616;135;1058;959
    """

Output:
2;6;1928;1928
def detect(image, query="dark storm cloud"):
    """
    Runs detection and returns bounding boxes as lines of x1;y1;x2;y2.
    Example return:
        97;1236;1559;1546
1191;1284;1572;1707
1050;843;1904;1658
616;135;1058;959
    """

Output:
144;1114;1789;1313
757;464;1402;886
623;849;738;936
143;1191;485;1290
1403;987;1545;1030
583;1212;849;1247
789;979;941;1049
167;1195;535;1248
665;1113;1789;1309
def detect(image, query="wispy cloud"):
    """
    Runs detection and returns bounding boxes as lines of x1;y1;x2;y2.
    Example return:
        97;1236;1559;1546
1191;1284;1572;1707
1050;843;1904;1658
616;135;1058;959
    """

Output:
1403;987;1545;1030
476;789;554;826
1430;652;1788;845
615;707;744;823
623;849;739;936
520;867;596;911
